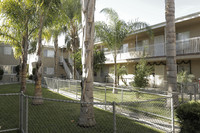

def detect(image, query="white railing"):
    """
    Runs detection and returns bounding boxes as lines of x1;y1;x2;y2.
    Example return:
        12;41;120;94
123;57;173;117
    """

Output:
176;37;200;55
60;56;72;79
104;37;200;62
68;57;80;79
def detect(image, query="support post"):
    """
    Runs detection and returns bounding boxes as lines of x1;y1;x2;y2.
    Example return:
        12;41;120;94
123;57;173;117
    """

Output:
171;95;174;133
121;88;123;103
113;101;116;133
25;96;28;133
105;86;107;110
20;91;24;133
57;78;59;93
181;84;184;103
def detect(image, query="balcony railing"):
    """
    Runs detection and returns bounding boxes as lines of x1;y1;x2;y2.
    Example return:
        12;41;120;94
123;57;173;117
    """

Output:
104;37;200;62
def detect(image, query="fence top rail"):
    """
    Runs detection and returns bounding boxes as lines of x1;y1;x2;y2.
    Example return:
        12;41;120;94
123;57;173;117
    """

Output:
26;95;113;105
0;93;20;96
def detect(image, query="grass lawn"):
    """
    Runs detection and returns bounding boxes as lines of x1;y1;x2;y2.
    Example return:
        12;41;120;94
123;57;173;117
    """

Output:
0;83;164;133
60;84;162;103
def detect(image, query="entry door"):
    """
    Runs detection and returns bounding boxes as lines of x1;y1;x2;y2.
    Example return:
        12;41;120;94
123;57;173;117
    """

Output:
154;35;165;56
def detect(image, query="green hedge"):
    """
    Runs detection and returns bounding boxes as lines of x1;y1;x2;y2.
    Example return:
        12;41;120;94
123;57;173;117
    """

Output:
176;101;200;133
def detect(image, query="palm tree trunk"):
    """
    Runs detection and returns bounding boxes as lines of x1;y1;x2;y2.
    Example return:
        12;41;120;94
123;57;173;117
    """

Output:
78;0;96;127
113;53;118;93
73;55;76;80
20;19;29;93
21;35;28;93
165;0;179;106
54;36;58;77
33;13;45;105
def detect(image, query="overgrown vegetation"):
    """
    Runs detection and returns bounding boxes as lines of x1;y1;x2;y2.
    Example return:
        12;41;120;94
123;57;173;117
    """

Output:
176;101;200;132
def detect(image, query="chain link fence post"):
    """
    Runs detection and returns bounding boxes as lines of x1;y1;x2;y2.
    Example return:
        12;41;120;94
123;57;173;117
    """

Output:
121;88;123;103
113;101;116;133
24;96;28;133
105;86;107;110
171;95;174;133
19;91;24;133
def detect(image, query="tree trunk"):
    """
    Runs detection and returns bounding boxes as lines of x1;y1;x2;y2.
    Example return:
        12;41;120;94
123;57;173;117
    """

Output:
54;36;58;77
20;35;28;93
113;53;118;93
73;55;76;80
33;13;45;105
78;0;96;127
165;0;179;106
20;19;29;93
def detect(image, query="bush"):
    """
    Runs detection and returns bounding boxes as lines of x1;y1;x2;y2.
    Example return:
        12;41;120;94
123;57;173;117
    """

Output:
0;68;4;80
176;101;200;133
29;75;33;80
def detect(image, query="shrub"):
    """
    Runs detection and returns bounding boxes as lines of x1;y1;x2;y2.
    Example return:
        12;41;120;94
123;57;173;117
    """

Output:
176;101;200;133
0;68;4;80
29;75;33;80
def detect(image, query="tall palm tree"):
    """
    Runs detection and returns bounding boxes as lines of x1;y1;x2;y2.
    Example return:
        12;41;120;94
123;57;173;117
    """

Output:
95;8;151;93
63;0;81;79
0;0;37;93
78;0;96;127
165;0;178;106
33;0;61;104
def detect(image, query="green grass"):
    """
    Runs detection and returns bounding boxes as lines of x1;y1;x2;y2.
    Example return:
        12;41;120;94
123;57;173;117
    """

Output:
0;83;164;133
60;85;162;103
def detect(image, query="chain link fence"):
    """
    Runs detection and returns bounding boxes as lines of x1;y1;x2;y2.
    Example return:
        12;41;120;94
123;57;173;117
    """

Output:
43;77;177;132
0;92;176;133
0;93;20;132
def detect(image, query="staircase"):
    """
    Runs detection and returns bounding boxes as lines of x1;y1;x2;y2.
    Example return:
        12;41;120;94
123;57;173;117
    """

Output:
59;56;72;79
59;56;80;79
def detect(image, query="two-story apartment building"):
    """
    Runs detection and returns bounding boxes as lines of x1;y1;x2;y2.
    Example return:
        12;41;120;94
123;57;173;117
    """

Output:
0;44;20;82
94;12;200;90
30;45;79;80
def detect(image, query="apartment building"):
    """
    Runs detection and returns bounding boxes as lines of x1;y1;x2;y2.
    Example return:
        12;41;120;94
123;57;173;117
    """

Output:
30;45;79;80
94;12;200;90
0;44;20;82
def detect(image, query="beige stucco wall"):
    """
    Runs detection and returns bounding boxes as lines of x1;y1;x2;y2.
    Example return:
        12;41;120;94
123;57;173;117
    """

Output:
191;59;200;80
0;45;19;65
0;44;20;82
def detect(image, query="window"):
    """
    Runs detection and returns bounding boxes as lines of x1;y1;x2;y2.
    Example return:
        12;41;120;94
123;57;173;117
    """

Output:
136;39;149;51
1;65;17;75
176;31;190;41
44;67;54;75
4;47;12;55
120;43;128;53
177;64;190;74
44;50;54;57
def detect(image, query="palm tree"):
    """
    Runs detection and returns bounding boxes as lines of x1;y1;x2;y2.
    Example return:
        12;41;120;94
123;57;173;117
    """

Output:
78;0;96;127
63;0;81;79
0;0;37;93
165;0;179;106
95;8;151;93
33;0;61;104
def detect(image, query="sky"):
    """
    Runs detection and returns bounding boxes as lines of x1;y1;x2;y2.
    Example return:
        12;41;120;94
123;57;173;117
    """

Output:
51;0;200;47
95;0;200;25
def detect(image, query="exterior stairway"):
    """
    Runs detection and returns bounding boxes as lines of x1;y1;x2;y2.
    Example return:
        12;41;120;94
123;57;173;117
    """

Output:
59;56;80;79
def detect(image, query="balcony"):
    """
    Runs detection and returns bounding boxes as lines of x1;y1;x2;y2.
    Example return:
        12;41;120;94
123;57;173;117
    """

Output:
104;37;200;63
